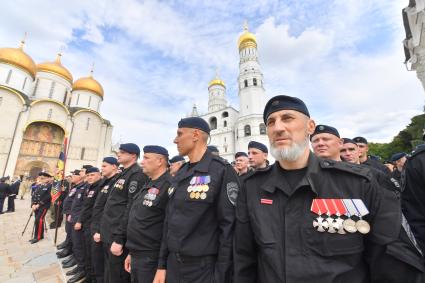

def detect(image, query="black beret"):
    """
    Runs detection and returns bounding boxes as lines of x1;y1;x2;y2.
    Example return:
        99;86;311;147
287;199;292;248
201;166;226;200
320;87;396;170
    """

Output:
169;155;185;163
71;169;81;175
143;145;169;157
342;138;357;145
119;143;140;156
235;152;248;158
263;95;310;123
311;125;340;139
82;164;93;170
353;136;368;144
38;172;52;177
103;157;119;166
86;167;100;174
178;117;210;134
248;141;268;153
207;145;219;153
390;152;406;162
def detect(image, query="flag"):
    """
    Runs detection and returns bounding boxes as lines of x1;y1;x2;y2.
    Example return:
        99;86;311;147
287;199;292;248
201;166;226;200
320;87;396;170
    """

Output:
51;138;67;204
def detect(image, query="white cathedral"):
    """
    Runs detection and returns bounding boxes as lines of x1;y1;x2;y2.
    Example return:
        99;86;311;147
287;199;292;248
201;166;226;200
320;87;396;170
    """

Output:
192;25;269;161
0;38;113;178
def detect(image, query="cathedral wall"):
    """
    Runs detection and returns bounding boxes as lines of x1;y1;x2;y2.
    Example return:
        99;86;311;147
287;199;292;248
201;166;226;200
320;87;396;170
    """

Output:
27;100;70;129
69;90;102;112
32;72;71;103
0;63;34;96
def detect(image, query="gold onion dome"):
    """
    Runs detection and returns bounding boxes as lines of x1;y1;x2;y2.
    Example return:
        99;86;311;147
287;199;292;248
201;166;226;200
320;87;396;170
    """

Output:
208;78;226;88
37;53;73;83
0;38;36;78
72;70;104;98
238;22;257;51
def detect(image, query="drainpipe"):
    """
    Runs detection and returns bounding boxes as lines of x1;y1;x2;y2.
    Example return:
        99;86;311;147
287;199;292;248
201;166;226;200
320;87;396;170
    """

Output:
3;104;29;177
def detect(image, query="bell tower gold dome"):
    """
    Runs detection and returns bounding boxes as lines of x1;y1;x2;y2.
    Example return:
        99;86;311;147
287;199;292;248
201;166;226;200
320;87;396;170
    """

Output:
37;53;73;83
0;39;36;78
238;22;257;51
72;70;104;98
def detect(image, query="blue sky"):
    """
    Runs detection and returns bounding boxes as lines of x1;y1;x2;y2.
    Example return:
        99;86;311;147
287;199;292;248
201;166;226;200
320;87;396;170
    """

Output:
0;1;423;155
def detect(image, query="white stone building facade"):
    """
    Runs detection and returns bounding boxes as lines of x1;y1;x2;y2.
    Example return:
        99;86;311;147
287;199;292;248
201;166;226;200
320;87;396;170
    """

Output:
0;39;113;178
194;25;269;161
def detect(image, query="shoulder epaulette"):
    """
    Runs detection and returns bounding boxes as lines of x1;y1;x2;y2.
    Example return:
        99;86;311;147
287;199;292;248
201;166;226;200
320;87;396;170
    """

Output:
244;165;272;181
320;160;372;181
211;155;229;166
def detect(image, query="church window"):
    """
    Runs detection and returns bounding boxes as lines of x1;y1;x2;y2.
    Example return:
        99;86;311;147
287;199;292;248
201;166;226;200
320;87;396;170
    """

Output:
222;111;228;118
224;137;227;142
86;118;90;130
22;77;27;90
253;78;257;86
88;96;92;107
209;117;217;130
260;123;266;135
47;109;52;120
244;80;248;87
33;79;39;96
48;81;56;98
76;93;80;105
81;147;86;160
244;125;251;136
224;120;227;127
5;70;12;84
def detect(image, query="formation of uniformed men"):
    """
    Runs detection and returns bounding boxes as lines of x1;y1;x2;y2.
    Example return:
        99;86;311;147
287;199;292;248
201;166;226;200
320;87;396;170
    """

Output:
15;94;424;283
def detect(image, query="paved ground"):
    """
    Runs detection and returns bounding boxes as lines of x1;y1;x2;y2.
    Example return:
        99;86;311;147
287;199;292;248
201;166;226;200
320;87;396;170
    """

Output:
0;195;67;283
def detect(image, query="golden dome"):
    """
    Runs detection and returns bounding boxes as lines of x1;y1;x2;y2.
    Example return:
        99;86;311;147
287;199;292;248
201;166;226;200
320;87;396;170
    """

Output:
0;39;36;78
208;78;226;88
238;22;257;51
37;53;73;83
72;71;104;98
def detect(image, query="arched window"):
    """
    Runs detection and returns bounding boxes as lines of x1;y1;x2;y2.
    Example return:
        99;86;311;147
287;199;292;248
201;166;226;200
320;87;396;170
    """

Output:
209;117;217;130
47;109;52;120
244;125;251;136
223;120;227;127
244;80;248;88
81;147;86;160
22;77;27;90
222;111;229;118
260;123;266;135
5;70;12;84
253;78;257;86
86;118;90;130
48;81;56;98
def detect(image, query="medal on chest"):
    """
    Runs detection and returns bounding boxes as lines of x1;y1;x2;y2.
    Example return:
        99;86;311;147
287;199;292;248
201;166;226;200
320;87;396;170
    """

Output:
187;175;210;200
101;185;109;194
114;179;125;190
143;187;160;207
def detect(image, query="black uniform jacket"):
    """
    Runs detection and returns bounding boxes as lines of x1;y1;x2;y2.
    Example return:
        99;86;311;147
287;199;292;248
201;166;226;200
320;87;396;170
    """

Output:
78;179;103;226
31;183;52;208
70;182;88;224
0;182;9;198
402;146;425;254
362;157;389;175
91;175;117;236
158;150;240;283
125;171;172;255
63;183;80;215
101;163;147;244
234;153;408;283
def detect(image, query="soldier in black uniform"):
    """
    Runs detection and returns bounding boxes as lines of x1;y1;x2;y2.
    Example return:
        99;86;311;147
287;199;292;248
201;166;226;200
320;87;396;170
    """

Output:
310;124;342;161
402;144;425;255
390;152;407;182
0;177;9;214
101;143;147;283
234;152;252;182
155;117;239;283
74;167;102;283
248;141;269;170
169;155;185;177
234;95;425;283
353;136;390;174
91;157;119;283
66;169;88;282
30;172;52;244
121;145;172;283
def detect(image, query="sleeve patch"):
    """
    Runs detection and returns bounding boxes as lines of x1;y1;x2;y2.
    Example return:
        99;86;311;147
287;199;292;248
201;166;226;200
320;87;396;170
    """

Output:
128;181;138;194
226;182;239;206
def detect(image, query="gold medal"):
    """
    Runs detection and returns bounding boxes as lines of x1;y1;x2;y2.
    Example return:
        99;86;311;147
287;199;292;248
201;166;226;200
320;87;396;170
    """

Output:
343;218;357;233
355;219;370;234
187;186;192;193
195;192;200;199
200;192;207;199
190;192;196;199
204;185;209;192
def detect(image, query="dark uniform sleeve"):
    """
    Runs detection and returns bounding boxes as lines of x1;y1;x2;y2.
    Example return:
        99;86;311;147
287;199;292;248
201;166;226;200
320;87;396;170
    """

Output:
78;189;96;226
112;172;146;245
39;184;52;206
233;179;257;283
158;195;170;269
214;164;240;283
91;189;106;235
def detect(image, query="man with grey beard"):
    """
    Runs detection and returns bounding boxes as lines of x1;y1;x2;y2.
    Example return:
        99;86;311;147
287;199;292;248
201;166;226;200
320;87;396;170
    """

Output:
233;95;425;283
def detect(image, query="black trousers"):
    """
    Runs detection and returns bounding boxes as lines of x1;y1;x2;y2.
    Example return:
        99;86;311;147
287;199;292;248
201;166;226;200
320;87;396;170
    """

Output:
7;195;15;212
130;252;159;283
83;227;95;281
71;225;86;270
166;253;216;283
64;216;73;251
103;242;130;283
33;206;49;240
92;240;105;283
50;201;63;228
0;197;5;213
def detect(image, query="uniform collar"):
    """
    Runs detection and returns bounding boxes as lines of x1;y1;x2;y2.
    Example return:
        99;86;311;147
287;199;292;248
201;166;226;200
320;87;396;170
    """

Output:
261;152;320;196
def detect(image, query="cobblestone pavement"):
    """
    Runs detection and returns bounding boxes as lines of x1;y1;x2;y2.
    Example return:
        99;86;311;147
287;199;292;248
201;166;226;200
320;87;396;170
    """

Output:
0;195;67;283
